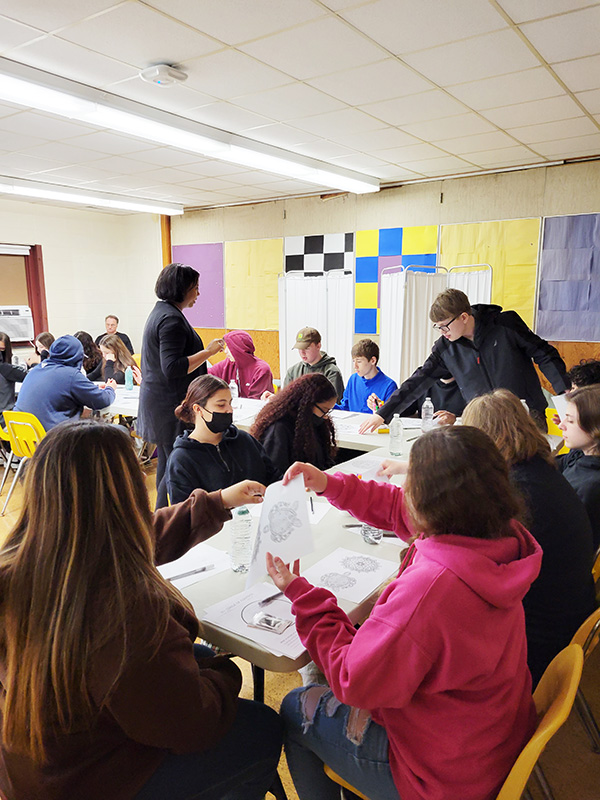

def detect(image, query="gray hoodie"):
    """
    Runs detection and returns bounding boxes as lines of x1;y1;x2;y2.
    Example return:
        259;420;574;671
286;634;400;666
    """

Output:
283;351;345;401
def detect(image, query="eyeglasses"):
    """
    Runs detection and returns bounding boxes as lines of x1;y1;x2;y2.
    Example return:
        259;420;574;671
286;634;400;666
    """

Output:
315;404;333;418
432;315;458;333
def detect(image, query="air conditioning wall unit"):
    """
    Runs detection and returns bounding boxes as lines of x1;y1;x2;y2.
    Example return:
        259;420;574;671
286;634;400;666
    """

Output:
0;306;34;341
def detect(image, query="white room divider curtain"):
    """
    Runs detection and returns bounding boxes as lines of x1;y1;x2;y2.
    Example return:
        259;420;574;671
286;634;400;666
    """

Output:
447;264;492;306
278;272;354;385
400;270;448;382
378;266;405;388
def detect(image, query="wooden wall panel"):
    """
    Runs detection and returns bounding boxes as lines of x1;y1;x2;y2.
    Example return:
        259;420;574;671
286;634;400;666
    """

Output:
194;327;280;379
537;341;600;392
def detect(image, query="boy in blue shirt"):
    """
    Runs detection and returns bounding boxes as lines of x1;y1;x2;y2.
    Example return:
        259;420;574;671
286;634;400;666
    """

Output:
336;339;397;413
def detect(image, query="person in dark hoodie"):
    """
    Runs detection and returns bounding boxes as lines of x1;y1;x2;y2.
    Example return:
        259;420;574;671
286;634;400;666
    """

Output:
0;333;27;424
13;335;116;431
208;330;274;399
557;385;600;549
160;375;280;507
360;288;570;433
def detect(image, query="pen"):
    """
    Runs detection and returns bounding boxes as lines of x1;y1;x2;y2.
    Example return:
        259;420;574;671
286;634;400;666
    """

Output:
343;523;363;528
168;564;214;581
258;590;284;608
310;496;315;515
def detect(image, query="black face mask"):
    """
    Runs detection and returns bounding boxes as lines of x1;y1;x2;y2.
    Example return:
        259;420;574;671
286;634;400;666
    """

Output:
312;413;327;427
203;409;233;434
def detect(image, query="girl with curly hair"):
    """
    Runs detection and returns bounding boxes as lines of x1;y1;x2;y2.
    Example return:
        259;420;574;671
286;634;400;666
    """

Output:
250;373;337;475
74;330;103;380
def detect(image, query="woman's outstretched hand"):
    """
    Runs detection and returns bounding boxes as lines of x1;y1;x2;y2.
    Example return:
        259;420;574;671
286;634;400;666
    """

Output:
283;462;328;494
377;459;408;478
266;553;296;592
221;480;266;509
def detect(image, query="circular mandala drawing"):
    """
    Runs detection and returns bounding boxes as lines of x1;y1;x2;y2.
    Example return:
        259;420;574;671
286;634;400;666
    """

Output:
319;571;357;591
341;555;379;573
265;500;302;543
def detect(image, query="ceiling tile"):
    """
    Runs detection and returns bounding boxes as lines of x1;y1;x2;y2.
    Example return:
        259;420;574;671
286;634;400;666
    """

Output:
531;133;600;157
234;83;345;120
1;1;119;33
84;154;169;174
170;159;249;177
115;166;199;185
120;147;206;168
145;0;326;46
0;110;95;139
396;155;475;175
369;164;424;180
496;0;597;24
520;6;600;63
434;130;518;155
182;50;291;99
215;184;282;199
5;34;139;87
0;16;44;52
306;59;432;106
35;164;117;182
402;29;540;86
215;171;284;186
0;132;54;152
185;102;273;132
328;153;389;172
290;107;384;137
459;145;542;166
104;78;215;115
340;0;506;55
361;90;466;126
552;55;600;93
400;113;497;141
240;17;384;80
58;4;222;69
482;95;582;128
371;142;450;162
83;175;161;191
576;89;600;115
64;131;159;157
242;123;318;149
16;141;110;163
330;126;420;151
319;0;376;11
508;116;598;143
250;178;325;193
292;141;356;160
0;152;66;173
178;177;244;192
447;67;565;110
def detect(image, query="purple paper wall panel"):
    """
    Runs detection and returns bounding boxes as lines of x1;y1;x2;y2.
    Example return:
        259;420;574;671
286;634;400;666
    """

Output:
172;243;225;328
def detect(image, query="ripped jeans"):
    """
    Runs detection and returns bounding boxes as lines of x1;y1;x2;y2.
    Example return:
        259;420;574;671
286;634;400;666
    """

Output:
280;685;400;800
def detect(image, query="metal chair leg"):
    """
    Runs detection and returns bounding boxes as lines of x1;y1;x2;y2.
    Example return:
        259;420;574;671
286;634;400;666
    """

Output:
1;456;27;516
0;451;13;495
533;763;556;800
575;687;600;752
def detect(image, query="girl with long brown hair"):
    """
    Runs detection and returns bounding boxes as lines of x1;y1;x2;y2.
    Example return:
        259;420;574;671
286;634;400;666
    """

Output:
0;420;282;800
265;426;541;800
462;389;596;685
74;329;103;379
251;373;337;474
99;333;141;384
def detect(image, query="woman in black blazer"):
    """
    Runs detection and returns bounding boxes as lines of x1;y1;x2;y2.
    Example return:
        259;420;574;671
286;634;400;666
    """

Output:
137;264;224;497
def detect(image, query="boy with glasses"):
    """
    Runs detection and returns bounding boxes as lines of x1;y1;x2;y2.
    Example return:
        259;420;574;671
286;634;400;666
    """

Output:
360;289;569;433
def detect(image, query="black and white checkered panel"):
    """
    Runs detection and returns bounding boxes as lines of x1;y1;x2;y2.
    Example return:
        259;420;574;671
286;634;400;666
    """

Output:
284;233;354;276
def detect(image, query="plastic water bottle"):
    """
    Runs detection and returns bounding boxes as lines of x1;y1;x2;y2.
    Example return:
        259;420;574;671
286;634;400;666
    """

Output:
389;413;403;457
124;365;134;391
421;397;434;432
229;379;239;408
230;506;252;572
361;523;383;545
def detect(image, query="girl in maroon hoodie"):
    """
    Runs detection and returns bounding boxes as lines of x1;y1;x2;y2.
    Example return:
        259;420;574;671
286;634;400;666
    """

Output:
209;330;274;399
267;426;541;800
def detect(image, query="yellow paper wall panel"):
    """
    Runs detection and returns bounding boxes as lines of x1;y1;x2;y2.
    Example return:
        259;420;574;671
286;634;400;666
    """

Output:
440;219;539;327
402;225;437;255
225;239;282;330
355;282;378;308
356;229;378;257
194;327;281;379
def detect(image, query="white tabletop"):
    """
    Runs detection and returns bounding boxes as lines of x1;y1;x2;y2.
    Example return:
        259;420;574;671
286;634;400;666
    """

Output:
180;501;405;672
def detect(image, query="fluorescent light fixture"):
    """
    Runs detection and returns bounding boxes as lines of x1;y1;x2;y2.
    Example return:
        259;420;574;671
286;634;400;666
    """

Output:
0;59;380;195
0;177;184;215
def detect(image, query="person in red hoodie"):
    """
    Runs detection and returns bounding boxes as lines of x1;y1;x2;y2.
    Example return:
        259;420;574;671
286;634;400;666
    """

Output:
266;425;542;800
209;330;274;399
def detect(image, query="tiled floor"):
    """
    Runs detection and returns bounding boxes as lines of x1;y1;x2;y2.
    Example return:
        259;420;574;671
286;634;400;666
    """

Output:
2;456;600;799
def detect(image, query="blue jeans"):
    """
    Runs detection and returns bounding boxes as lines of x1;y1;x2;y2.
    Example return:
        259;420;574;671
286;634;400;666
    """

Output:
281;685;400;800
134;646;283;800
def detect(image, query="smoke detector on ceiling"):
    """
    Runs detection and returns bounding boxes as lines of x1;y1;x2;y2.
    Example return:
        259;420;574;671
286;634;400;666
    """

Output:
139;64;188;86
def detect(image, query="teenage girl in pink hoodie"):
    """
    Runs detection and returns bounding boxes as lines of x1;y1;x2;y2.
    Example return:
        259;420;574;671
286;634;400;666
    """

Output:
267;426;542;800
208;330;274;399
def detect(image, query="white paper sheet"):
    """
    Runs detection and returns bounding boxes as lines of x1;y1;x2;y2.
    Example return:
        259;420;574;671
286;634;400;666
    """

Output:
157;543;231;588
552;393;569;422
330;410;359;420
336;452;390;483
248;497;331;525
301;547;398;603
233;397;265;422
203;582;305;659
246;474;315;588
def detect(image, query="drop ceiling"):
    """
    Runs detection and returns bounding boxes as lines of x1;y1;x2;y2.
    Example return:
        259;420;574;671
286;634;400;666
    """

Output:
0;0;599;211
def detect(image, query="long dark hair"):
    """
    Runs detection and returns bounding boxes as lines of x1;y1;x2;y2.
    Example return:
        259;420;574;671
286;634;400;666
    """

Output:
251;373;337;464
0;421;192;762
0;332;12;364
404;426;525;539
74;331;102;373
175;375;228;424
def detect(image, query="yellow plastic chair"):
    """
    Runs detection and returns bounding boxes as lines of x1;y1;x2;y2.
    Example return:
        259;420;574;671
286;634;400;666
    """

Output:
592;546;600;585
570;606;600;752
0;422;12;496
324;645;583;800
132;353;141;367
497;644;583;800
1;411;46;516
545;407;568;455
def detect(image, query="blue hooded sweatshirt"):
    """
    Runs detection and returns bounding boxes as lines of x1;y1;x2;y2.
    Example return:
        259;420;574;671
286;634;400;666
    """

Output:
15;335;115;430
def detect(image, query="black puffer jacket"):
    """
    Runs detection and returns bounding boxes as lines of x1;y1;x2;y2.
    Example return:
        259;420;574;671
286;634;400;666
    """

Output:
380;304;570;422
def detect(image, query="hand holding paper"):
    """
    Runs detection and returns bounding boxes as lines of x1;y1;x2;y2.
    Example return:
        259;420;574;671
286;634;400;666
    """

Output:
266;553;296;592
221;480;266;509
283;461;328;493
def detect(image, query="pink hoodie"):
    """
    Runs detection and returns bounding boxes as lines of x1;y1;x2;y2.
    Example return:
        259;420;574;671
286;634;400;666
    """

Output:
208;330;274;399
285;473;542;800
